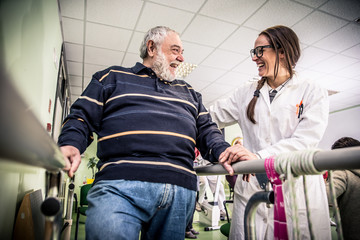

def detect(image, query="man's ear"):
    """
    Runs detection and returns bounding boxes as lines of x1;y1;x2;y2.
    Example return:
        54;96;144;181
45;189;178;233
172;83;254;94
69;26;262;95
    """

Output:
146;40;156;57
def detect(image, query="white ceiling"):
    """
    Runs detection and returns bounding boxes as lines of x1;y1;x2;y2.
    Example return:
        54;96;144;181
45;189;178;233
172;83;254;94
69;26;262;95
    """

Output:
58;0;360;112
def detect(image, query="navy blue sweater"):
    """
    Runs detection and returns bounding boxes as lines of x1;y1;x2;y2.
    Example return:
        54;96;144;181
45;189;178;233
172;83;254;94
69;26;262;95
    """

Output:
58;63;230;191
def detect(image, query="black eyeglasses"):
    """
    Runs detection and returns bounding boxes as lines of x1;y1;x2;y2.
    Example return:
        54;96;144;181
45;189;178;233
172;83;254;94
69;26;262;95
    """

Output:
250;45;273;58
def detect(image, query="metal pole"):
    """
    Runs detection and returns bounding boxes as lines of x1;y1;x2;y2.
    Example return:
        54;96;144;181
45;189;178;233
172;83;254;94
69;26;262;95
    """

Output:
313;146;360;171
42;172;63;240
0;72;65;171
244;191;274;240
1;71;67;240
195;147;360;176
62;179;75;240
195;147;360;240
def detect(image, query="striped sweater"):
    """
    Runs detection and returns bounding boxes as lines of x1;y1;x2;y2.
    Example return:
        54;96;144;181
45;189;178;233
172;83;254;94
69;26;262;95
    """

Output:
58;63;230;191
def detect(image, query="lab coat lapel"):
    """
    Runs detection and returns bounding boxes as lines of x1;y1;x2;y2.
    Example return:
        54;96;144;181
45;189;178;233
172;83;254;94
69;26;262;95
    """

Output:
275;75;297;100
260;85;271;109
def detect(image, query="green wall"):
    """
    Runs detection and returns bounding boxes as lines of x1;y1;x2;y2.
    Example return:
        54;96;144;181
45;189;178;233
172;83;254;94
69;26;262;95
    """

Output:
0;0;63;238
1;0;62;124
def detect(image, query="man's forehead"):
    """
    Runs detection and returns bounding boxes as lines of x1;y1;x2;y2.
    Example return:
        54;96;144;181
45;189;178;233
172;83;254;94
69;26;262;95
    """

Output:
164;32;181;44
171;44;182;49
163;33;184;51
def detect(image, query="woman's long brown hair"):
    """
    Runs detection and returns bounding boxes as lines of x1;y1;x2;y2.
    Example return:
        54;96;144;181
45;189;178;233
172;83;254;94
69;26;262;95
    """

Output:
246;25;301;124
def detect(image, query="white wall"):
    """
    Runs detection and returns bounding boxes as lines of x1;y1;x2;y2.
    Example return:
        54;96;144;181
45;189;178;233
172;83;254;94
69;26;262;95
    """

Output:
224;124;243;145
318;106;360;150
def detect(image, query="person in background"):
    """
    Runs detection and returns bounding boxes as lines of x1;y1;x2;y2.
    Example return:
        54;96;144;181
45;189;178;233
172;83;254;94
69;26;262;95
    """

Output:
196;148;227;221
58;26;231;240
211;25;331;239
185;149;201;239
326;137;360;240
185;215;199;239
197;175;227;220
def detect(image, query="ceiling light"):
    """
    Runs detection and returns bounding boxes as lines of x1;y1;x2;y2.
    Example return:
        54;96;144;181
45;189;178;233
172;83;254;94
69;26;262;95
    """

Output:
354;17;360;24
176;62;197;79
328;90;339;96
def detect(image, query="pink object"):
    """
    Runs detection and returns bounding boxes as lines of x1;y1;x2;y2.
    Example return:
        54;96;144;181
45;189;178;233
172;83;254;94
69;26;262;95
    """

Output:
265;156;288;240
195;148;200;158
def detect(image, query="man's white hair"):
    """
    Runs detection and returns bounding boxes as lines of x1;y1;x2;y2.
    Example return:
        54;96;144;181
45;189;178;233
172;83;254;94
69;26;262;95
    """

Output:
139;26;177;59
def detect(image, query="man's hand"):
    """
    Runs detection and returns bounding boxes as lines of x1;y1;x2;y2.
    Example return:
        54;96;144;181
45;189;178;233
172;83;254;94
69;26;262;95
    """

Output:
60;145;81;178
218;143;257;180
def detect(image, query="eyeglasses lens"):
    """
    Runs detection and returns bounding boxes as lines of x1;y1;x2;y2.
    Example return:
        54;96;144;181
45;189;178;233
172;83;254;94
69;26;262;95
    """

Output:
250;46;263;58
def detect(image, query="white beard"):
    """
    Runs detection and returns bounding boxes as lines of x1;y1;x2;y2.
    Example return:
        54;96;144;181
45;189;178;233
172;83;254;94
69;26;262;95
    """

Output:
152;50;176;81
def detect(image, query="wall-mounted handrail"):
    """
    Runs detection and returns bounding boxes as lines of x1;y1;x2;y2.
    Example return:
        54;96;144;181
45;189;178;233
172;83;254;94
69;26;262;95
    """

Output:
0;72;65;172
195;147;360;176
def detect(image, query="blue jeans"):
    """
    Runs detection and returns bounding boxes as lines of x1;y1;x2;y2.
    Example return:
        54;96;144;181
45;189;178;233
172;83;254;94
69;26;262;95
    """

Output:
85;180;196;240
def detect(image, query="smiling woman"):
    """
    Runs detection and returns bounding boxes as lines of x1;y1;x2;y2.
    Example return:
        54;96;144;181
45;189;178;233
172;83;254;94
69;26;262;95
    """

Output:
247;26;300;124
209;25;331;240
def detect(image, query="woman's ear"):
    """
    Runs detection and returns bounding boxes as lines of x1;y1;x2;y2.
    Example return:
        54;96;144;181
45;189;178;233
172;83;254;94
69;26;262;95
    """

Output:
146;40;156;57
278;49;285;59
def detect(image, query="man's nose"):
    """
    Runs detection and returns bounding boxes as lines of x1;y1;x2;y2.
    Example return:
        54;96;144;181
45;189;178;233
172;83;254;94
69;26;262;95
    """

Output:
177;53;184;62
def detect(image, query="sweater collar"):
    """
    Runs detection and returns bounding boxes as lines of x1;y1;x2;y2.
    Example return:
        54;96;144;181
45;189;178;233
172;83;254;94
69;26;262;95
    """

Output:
132;62;155;76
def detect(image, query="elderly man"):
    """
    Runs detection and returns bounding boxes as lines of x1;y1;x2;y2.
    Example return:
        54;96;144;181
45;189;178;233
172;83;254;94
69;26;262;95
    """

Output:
58;26;230;240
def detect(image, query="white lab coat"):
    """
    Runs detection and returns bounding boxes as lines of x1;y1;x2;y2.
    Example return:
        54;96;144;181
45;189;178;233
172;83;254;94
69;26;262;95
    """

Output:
209;73;331;240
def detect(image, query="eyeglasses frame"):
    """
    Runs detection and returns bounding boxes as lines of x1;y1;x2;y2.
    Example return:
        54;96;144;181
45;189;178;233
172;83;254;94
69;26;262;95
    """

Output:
250;45;273;58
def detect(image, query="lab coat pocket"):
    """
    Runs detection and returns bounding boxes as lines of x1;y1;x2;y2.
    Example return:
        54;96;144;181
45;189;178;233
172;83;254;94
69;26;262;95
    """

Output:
277;104;300;135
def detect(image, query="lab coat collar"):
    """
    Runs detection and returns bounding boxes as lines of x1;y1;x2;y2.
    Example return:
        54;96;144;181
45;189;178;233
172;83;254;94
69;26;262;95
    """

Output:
260;73;298;107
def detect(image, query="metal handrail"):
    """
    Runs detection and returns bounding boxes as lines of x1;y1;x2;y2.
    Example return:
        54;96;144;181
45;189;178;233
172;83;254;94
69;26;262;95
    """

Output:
0;73;66;240
244;191;274;239
0;74;65;171
195;147;360;240
195;147;360;176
